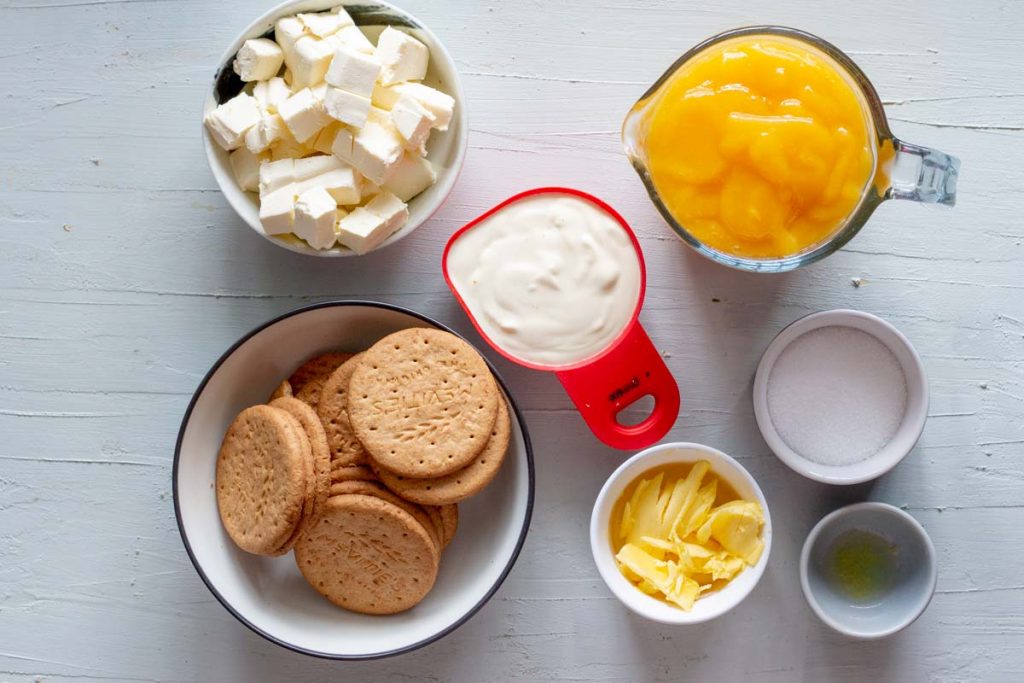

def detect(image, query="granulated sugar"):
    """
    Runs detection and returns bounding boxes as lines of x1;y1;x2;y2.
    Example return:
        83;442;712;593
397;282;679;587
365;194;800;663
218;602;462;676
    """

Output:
767;325;908;466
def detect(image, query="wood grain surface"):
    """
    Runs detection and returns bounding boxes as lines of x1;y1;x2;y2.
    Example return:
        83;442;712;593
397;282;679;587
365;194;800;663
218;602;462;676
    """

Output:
1;0;1022;680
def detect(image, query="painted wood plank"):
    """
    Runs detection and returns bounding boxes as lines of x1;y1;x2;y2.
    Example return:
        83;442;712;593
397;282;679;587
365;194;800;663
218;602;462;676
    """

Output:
1;0;1022;680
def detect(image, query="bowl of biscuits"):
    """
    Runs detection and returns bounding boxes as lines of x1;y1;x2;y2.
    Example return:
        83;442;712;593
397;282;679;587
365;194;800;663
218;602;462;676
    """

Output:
174;301;533;659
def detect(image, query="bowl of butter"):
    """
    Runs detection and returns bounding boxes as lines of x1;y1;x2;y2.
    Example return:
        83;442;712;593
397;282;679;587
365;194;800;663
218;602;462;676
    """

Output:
202;0;467;256
590;442;771;624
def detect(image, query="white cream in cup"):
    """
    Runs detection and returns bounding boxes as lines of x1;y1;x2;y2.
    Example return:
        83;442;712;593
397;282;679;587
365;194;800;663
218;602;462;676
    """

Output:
443;188;680;450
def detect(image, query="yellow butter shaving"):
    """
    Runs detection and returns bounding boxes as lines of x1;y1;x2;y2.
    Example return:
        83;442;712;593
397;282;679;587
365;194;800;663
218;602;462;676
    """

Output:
614;460;765;611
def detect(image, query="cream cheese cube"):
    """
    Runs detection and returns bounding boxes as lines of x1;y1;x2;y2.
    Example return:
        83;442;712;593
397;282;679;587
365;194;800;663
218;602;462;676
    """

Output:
270;134;315;160
229;146;266;192
298;11;353;38
323;87;371;127
259;184;297;235
278;87;331;143
330;126;355;163
262;155;342;192
319;166;361;205
275;17;307;55
364;190;409;231
293;154;346;181
259;158;295;195
371;83;454;129
388;83;454;130
309;82;329;112
382;152;436;201
375;27;429;86
312;121;341;154
245;113;285;153
366;104;393;125
361;175;382;199
390;94;434;152
351;118;404;184
233;38;284;82
204;93;261;150
333;206;350;231
335;207;389;253
286;36;333;89
268;118;318;158
294;187;338;250
370;83;401;110
325;45;381;97
328;25;375;55
253;79;272;110
253;76;291;114
335;190;408;253
295;165;361;206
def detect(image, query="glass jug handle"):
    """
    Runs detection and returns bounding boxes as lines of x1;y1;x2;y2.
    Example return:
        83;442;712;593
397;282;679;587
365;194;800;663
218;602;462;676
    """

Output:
886;139;960;206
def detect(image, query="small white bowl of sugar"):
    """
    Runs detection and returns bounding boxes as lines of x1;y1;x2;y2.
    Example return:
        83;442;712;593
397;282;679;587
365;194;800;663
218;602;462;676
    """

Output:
753;309;928;485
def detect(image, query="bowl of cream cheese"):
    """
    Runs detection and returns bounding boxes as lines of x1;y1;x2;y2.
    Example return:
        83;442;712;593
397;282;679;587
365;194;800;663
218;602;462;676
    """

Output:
203;0;467;256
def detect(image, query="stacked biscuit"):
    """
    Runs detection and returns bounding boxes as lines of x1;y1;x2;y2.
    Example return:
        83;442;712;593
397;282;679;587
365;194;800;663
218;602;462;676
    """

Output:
215;328;510;614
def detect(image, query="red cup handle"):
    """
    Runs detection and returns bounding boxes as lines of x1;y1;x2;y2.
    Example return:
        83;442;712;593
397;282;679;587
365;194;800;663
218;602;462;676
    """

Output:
555;323;680;450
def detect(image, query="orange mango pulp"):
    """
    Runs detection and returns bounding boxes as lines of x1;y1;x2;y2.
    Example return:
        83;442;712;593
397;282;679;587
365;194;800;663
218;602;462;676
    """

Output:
642;37;875;258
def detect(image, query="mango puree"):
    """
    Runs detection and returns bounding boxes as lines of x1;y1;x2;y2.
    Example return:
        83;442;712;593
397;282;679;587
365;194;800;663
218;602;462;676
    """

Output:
611;461;764;611
642;37;875;258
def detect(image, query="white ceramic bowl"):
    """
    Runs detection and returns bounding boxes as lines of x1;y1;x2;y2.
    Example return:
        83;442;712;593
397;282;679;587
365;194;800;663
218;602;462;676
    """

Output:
174;302;533;659
589;442;772;625
801;502;937;639
752;309;929;485
202;0;468;256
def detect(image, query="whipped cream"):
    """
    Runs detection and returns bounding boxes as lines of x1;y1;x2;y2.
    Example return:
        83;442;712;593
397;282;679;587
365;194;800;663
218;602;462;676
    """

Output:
447;193;642;367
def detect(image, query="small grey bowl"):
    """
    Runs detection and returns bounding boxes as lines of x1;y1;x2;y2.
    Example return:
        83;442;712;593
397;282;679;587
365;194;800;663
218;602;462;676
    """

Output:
800;502;937;639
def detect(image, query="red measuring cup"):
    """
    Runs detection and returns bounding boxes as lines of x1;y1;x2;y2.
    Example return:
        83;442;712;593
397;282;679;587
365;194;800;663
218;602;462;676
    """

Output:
442;187;680;450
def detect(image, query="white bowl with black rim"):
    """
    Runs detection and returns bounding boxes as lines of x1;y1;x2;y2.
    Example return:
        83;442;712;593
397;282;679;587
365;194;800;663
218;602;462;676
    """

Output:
174;301;533;659
203;0;468;256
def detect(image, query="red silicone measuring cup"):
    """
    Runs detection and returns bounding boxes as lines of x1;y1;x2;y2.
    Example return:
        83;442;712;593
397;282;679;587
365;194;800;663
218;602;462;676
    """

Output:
442;187;680;450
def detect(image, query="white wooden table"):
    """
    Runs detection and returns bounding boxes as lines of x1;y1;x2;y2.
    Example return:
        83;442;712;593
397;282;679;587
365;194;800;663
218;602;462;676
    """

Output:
2;0;1023;680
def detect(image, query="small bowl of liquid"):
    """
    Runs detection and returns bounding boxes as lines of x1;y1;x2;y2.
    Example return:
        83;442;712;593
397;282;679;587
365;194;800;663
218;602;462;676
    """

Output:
623;26;960;272
801;502;936;639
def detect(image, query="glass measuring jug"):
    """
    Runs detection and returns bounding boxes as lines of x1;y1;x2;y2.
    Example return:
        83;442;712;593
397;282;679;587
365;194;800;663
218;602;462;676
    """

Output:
623;26;960;272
